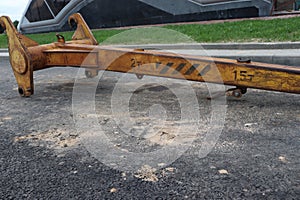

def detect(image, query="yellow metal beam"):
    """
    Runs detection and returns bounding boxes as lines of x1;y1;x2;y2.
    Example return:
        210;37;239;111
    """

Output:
0;13;299;97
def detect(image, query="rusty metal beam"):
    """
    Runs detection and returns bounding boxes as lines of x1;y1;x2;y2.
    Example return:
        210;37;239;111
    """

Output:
0;13;299;97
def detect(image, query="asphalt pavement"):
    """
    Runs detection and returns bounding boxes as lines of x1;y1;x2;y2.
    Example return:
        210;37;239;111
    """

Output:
0;46;299;199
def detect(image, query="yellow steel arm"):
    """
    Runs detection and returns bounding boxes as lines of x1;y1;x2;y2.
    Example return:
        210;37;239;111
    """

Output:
0;13;299;97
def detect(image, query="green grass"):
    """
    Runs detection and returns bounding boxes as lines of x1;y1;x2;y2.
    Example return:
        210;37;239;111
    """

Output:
0;34;8;48
0;29;125;48
165;17;300;43
25;29;125;45
1;17;300;48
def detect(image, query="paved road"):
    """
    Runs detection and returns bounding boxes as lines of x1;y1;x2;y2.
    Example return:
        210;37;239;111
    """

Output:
120;43;300;67
3;42;300;66
0;56;299;199
172;49;300;67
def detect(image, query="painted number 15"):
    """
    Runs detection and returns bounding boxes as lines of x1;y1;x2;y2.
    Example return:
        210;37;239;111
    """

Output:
234;70;254;81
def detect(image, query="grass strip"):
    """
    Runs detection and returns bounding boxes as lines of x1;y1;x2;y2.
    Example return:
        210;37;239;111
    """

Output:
0;17;299;48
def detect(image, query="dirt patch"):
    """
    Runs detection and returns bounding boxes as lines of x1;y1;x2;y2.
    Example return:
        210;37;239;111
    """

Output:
134;165;159;182
134;165;177;182
14;129;79;152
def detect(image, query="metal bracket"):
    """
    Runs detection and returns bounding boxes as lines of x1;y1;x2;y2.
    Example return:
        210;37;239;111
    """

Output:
68;13;98;45
0;16;37;96
0;13;98;96
226;87;248;98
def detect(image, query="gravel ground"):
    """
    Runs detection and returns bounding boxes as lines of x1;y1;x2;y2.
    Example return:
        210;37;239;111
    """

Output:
0;57;299;199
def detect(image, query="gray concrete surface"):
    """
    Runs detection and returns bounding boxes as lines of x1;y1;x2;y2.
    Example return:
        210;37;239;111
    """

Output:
120;43;300;67
171;49;300;67
0;52;8;57
122;42;300;50
2;42;300;66
0;49;299;199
